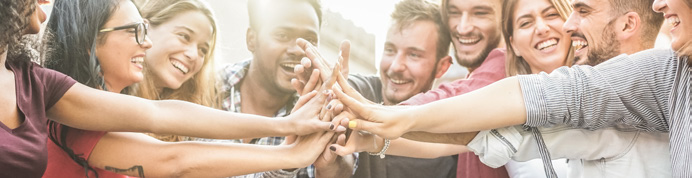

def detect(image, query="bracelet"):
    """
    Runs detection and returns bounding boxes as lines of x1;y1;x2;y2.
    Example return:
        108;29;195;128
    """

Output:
368;138;390;159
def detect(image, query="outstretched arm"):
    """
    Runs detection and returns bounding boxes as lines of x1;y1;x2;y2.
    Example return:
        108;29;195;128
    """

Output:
335;75;526;139
48;83;334;140
87;131;334;177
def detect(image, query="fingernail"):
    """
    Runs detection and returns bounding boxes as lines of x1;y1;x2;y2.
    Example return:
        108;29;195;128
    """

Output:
349;120;357;129
329;146;336;151
329;124;335;130
326;104;332;109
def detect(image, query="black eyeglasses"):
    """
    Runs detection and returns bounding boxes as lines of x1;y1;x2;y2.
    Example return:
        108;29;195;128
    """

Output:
99;21;149;45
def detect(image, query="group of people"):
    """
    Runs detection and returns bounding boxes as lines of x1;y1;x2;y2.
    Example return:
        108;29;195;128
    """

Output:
0;0;689;178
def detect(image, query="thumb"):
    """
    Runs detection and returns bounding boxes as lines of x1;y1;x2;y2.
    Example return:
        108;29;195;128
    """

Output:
333;87;370;119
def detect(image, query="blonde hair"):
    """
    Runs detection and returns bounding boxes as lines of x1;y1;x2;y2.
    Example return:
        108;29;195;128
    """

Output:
503;0;575;76
134;0;221;142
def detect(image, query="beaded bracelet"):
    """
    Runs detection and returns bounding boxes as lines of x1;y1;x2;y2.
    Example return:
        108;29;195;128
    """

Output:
368;138;390;159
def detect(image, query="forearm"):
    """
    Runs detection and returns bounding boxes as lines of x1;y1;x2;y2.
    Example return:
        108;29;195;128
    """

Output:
407;77;526;133
149;100;291;139
401;131;479;145
386;138;469;159
89;133;301;178
50;85;292;139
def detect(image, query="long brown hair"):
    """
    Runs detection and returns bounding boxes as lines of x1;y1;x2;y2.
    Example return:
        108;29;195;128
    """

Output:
503;0;575;76
134;0;221;142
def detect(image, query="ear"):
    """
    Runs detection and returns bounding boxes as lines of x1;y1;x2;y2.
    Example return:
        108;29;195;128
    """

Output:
618;12;640;41
246;28;257;53
434;56;453;78
509;36;521;57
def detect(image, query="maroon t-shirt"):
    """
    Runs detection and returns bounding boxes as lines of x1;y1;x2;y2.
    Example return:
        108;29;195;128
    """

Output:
1;61;76;178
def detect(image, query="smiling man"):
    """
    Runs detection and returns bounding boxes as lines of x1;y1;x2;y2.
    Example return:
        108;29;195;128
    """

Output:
196;0;349;177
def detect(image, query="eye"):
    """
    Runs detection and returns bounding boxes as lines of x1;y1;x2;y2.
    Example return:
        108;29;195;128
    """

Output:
518;20;532;28
305;37;318;46
275;32;290;42
578;9;590;15
474;11;490;16
384;47;395;55
199;47;209;58
408;52;421;58
177;32;191;42
447;9;461;16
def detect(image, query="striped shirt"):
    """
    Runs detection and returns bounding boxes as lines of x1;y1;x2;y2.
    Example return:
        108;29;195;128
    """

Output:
518;48;691;177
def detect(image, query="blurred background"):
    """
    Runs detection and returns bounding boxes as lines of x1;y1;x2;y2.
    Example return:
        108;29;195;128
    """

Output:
206;0;469;85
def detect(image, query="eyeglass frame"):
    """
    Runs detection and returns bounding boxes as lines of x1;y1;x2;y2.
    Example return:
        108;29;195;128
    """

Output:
98;21;149;45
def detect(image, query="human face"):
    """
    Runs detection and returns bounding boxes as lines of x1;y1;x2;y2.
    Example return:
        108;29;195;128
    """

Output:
95;0;153;92
25;0;48;34
564;0;620;65
380;21;441;105
510;0;571;73
653;0;692;52
248;1;319;94
145;11;212;90
445;0;502;69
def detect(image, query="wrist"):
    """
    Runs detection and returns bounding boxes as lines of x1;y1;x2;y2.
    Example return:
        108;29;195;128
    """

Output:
368;136;390;159
278;117;296;136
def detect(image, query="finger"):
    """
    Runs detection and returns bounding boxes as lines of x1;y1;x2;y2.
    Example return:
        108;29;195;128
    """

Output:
329;143;357;157
291;78;306;95
303;69;320;94
336;133;347;146
301;57;312;69
294;64;308;84
332;86;370;118
292;90;317;112
338;40;351;76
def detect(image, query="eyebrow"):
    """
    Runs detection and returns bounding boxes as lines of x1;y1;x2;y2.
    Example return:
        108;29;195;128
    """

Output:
572;2;592;10
175;26;196;35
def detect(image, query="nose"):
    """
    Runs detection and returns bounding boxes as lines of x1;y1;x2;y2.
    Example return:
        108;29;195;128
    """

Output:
652;0;667;13
563;12;579;34
140;35;153;49
287;39;307;59
535;18;550;36
389;52;407;73
183;44;200;61
455;12;473;35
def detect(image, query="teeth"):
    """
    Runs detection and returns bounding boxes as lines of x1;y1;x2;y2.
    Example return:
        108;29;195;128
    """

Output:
572;40;588;50
131;57;144;63
281;63;299;69
390;79;408;84
536;39;558;50
668;16;681;27
171;60;189;74
458;37;481;44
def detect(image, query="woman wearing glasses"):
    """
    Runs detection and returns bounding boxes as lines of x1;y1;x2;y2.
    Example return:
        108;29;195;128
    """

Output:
0;0;339;177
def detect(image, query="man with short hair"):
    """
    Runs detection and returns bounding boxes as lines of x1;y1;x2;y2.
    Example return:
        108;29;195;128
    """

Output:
397;0;510;177
197;0;353;177
466;0;671;177
345;0;457;177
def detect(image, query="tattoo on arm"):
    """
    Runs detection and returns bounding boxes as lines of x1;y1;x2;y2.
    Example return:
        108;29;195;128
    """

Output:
105;165;145;178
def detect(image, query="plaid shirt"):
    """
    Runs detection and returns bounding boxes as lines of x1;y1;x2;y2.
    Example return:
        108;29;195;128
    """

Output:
196;59;315;178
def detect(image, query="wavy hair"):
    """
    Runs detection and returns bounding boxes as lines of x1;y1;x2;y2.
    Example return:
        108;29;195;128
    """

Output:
503;0;575;76
134;0;221;142
1;0;36;65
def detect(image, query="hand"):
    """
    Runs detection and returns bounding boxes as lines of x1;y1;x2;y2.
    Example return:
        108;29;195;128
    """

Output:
285;90;343;136
288;131;336;168
332;77;414;139
313;132;355;178
291;68;322;96
295;38;351;84
328;112;384;156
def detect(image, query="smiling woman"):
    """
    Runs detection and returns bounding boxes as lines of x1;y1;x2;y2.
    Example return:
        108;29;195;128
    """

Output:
133;0;221;142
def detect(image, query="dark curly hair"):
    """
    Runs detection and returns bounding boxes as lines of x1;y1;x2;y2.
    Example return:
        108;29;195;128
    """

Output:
0;0;36;64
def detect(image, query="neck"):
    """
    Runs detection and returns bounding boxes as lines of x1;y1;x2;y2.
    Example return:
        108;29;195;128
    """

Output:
238;71;292;117
104;80;124;93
